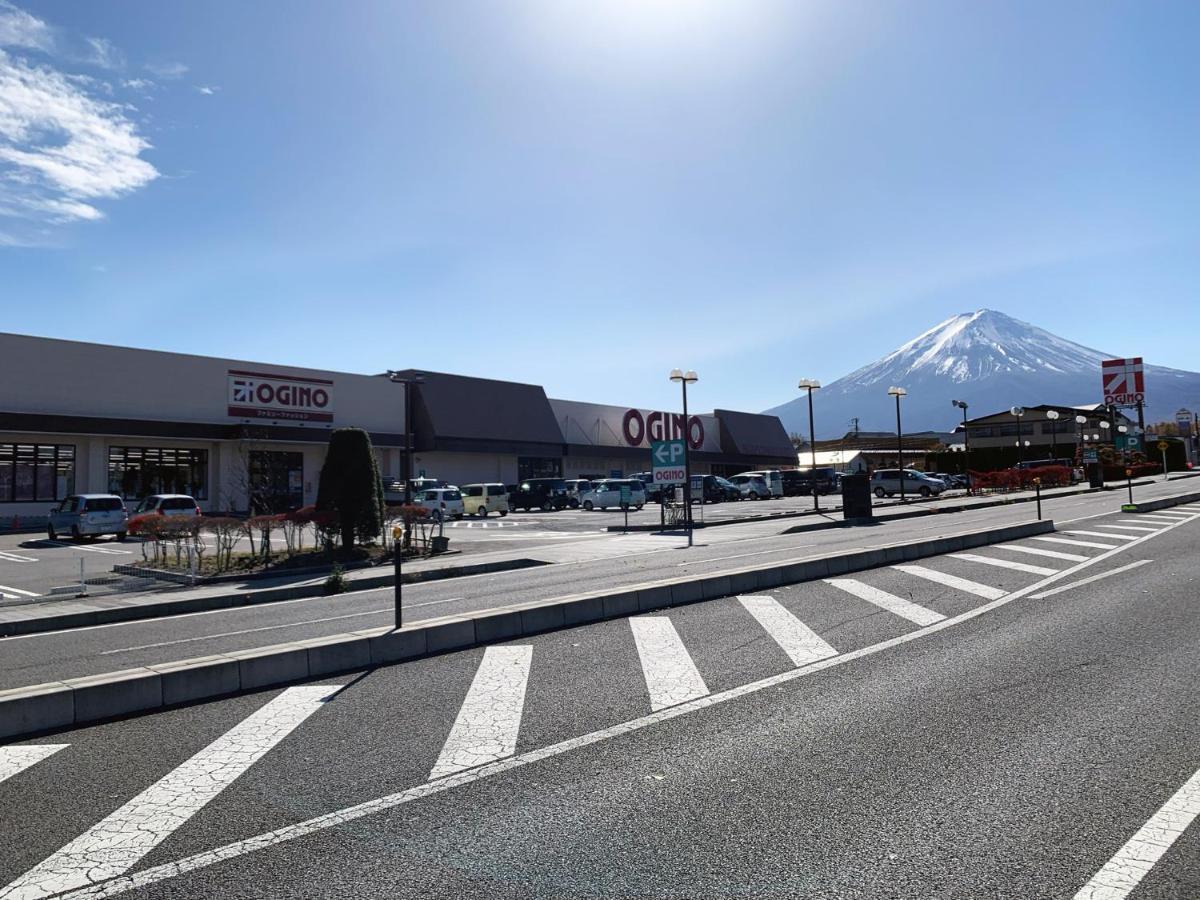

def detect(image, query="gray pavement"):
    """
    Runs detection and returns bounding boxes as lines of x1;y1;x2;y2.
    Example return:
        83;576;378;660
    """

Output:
1;499;1197;897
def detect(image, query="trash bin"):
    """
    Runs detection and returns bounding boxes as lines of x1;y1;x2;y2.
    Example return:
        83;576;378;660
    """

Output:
1087;463;1104;488
840;474;873;520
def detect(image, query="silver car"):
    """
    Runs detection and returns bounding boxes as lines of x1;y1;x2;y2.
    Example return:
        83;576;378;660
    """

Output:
47;493;129;542
870;469;945;499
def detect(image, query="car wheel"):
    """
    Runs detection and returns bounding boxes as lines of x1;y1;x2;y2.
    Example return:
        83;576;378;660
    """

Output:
477;507;487;518
499;510;508;517
583;500;593;510
636;504;644;510
47;525;57;541
873;487;886;498
115;532;127;542
71;526;82;543
541;501;552;512
432;510;443;522
919;487;932;498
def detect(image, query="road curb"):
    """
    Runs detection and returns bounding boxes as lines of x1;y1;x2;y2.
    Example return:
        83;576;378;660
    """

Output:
1122;489;1200;514
0;519;1054;742
0;558;545;638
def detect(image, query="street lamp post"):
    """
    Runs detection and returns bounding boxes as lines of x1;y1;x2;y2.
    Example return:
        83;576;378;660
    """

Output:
888;387;907;501
1045;409;1060;460
952;400;970;493
387;369;425;629
798;379;821;511
669;368;699;548
1011;407;1026;467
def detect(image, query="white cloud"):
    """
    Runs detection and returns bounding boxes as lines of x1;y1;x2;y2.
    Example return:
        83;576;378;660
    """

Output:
145;60;187;79
196;84;216;95
83;35;123;70
0;1;51;52
121;77;153;90
0;47;159;231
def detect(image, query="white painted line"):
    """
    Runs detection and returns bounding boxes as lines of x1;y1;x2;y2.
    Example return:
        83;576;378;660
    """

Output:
1093;525;1157;533
950;553;1059;577
1125;516;1184;524
1118;519;1169;527
45;541;132;555
1;686;331;900
1031;536;1120;550
48;510;1193;900
892;564;1007;600
1073;761;1200;899
0;745;68;785
824;578;946;626
629;617;709;711
677;546;807;567
0;551;37;562
1031;560;1153;600
0;584;40;598
429;646;533;780
1065;530;1137;541
992;544;1089;562
737;595;838;668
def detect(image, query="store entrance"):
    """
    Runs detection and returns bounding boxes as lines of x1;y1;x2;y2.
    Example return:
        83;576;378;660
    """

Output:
249;451;304;513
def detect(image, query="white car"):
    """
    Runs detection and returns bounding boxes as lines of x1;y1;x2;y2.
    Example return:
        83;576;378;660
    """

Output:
413;488;465;521
741;470;784;498
579;479;646;511
726;474;771;500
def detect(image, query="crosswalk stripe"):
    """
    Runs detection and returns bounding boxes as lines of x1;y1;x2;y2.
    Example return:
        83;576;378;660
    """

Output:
1073;763;1200;900
1031;535;1119;550
824;578;946;626
1118;519;1169;527
0;551;37;562
1;686;332;900
429;646;532;780
1065;530;1136;541
737;595;838;668
993;544;1089;562
629;617;709;711
1127;516;1183;524
892;564;1007;600
950;553;1059;576
0;745;68;785
1094;524;1157;533
0;584;40;598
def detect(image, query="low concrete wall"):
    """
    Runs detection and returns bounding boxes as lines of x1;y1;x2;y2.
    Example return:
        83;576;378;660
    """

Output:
0;519;1054;742
1124;490;1200;513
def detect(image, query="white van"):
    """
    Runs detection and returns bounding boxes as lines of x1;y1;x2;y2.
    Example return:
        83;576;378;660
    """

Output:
580;479;647;511
461;483;510;517
742;470;784;498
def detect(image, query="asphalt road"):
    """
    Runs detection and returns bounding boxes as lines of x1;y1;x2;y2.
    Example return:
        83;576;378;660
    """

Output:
1;499;1197;897
0;482;1196;692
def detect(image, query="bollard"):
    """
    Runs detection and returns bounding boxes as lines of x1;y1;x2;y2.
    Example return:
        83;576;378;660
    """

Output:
1034;477;1042;520
393;524;404;629
78;557;86;597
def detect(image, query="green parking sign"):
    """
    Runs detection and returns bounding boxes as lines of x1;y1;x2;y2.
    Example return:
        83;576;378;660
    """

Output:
651;439;687;487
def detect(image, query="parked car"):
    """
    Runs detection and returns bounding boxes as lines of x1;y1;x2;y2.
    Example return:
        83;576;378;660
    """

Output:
508;478;571;512
47;494;128;542
631;472;665;503
413;487;465;521
688;474;728;504
580;479;647;510
563;479;594;508
727;474;771;500
460;483;510;517
870;469;946;498
127;494;201;534
741;470;783;498
714;476;741;501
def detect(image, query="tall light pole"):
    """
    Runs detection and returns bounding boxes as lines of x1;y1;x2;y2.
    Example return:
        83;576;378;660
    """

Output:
669;368;699;548
387;369;425;629
952;399;970;493
798;379;821;511
1045;409;1060;460
888;387;907;501
1075;414;1087;460
1011;407;1026;467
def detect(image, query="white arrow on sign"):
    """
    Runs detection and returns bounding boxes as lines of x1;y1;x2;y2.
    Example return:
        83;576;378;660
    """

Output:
653;441;683;465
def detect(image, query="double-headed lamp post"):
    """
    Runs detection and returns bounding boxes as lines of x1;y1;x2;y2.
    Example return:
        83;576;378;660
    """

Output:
797;379;821;511
669;368;699;548
1045;409;1060;460
1011;406;1026;466
952;399;970;493
887;387;907;501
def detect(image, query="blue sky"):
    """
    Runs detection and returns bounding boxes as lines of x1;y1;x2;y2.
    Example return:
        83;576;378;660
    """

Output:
1;0;1197;414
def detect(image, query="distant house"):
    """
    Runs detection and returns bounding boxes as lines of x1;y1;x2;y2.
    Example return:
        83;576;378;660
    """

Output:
960;403;1135;461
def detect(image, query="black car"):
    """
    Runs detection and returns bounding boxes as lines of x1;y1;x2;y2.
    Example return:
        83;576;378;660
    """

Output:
782;468;838;496
689;474;728;504
631;472;665;503
508;478;570;512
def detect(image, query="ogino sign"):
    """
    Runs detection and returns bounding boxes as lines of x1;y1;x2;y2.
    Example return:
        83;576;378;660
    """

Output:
651;439;687;486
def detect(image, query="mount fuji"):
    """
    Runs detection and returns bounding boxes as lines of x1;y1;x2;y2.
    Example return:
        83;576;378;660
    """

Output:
765;310;1200;439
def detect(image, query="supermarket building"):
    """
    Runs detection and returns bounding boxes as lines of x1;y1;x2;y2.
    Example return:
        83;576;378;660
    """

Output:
0;334;796;520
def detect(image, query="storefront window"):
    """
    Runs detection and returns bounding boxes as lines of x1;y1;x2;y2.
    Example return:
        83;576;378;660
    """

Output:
249;451;303;513
518;457;562;480
0;444;74;503
107;447;208;500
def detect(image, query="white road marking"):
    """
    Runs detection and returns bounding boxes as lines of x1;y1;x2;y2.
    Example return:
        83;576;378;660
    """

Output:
429;646;532;780
1125;516;1184;524
629;617;709;711
0;584;40;598
678;546;809;567
1031;536;1120;550
0;686;331;900
1073;761;1200;900
1093;524;1157;533
950;553;1059;577
737;595;838;668
1065;530;1137;541
993;544;1089;562
43;541;132;556
1031;560;1153;600
1118;519;1169;527
824;578;946;626
46;512;1190;900
892;564;1007;600
0;551;37;562
0;745;67;785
